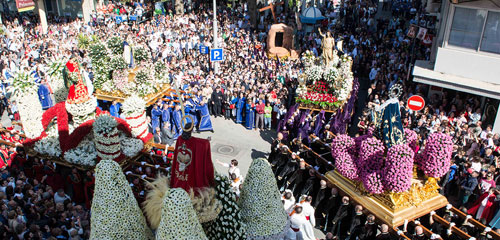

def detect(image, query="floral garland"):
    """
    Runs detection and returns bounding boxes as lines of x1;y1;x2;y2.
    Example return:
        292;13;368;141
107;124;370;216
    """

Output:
416;133;453;178
239;158;287;240
404;128;418;152
202;174;246;240
107;36;124;55
383;144;414;193
156;188;208;240
90;160;154;240
305;65;323;83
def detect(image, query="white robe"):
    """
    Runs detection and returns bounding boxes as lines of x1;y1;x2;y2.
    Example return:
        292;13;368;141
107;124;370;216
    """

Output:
284;213;315;240
302;202;316;227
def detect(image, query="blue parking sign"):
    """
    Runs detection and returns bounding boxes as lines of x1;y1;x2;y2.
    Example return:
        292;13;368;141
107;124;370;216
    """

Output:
210;48;223;61
199;45;208;54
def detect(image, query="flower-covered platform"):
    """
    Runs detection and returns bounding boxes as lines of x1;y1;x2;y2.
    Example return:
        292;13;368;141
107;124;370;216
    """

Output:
325;170;448;227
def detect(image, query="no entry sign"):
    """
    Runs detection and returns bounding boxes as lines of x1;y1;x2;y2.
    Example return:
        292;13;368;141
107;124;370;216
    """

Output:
407;95;425;111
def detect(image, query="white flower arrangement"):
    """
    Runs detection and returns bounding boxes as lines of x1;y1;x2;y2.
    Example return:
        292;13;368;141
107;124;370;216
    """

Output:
93;115;121;159
122;95;146;116
90;160;154;240
156;188;208;240
66;96;97;117
238;158;287;240
34;136;62;157
15;91;44;138
121;137;144;157
93;114;118;135
203;174;246;240
47;60;69;103
305;65;323;83
63;139;97;166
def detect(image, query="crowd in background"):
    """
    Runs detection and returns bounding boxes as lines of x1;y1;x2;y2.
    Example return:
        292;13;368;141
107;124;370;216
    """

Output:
0;0;496;239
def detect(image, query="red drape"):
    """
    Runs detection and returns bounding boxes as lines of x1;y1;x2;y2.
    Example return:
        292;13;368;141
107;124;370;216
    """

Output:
170;136;214;192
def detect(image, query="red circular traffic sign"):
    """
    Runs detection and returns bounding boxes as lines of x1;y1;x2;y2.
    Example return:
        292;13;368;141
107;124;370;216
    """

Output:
407;95;425;111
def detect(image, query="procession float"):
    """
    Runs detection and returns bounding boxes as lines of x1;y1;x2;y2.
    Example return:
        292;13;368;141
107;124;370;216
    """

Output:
11;62;288;239
326;86;450;227
48;34;173;106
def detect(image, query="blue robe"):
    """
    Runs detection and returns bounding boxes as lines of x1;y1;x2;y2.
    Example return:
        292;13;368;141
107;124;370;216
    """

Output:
235;97;245;124
245;103;255;130
161;108;170;129
38;84;53;110
110;103;121;118
185;99;199;126
197;104;213;131
151;107;162;133
490;208;500;228
172;109;182;139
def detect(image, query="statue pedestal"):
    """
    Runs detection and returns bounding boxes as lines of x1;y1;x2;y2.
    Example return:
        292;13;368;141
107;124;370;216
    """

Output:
325;170;448;227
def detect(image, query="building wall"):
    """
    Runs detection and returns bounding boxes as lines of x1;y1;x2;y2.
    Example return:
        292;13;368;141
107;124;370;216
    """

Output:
434;47;500;85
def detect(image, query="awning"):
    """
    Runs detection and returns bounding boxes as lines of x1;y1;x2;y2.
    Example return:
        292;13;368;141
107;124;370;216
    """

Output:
412;60;500;100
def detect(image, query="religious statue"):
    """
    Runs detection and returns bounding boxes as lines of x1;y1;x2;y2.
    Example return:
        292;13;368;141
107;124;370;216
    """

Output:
318;28;335;66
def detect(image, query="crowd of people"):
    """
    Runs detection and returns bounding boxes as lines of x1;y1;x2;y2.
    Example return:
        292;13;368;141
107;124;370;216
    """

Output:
0;0;497;238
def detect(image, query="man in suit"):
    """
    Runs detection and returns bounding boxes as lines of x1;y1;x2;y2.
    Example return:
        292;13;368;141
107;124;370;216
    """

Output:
153;127;162;144
161;122;175;147
211;86;223;117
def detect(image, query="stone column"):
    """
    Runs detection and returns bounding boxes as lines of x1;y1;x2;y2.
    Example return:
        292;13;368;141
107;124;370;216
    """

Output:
35;0;48;34
82;0;94;24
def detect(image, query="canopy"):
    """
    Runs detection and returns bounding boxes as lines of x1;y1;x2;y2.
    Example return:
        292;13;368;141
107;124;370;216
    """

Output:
300;7;325;24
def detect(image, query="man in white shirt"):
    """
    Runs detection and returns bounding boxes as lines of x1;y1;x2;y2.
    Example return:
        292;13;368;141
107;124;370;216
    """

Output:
285;205;316;240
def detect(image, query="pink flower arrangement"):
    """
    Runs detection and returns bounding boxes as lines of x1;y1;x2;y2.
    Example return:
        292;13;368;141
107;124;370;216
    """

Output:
359;137;385;172
416;133;453;178
404;128;418;153
362;170;385;194
383;144;414;193
335;151;359;180
353;134;372;156
331;134;355;158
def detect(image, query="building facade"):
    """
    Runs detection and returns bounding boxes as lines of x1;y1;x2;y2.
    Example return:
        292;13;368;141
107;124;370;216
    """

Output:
413;0;500;132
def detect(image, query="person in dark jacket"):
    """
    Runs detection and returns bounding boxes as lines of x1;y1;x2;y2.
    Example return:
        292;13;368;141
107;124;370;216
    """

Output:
459;171;479;207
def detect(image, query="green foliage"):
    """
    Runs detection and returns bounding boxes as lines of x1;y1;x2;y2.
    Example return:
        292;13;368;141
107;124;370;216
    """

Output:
89;43;109;63
107;36;124;55
77;34;99;50
110;56;128;71
133;47;150;63
154;61;167;80
7;72;37;95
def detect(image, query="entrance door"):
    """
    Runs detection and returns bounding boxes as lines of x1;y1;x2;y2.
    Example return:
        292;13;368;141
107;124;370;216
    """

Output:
275;32;284;47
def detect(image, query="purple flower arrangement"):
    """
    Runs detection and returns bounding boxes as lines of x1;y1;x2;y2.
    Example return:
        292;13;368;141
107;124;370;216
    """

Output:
416;133;453;178
334;151;359;180
404;128;418;153
331;134;355;158
331;130;453;195
359;137;385;172
362;170;385;194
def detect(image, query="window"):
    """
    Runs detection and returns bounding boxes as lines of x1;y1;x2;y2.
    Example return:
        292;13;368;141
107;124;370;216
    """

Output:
448;8;486;49
481;11;500;54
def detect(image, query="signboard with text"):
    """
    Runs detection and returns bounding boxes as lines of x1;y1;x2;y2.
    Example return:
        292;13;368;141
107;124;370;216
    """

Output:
16;0;35;12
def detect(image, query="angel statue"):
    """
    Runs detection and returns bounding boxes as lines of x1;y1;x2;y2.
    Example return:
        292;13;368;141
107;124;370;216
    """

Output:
318;28;335;66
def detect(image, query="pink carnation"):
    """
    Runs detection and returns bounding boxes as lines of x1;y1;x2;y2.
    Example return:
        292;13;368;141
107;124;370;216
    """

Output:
383;144;414;193
416;133;453;178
